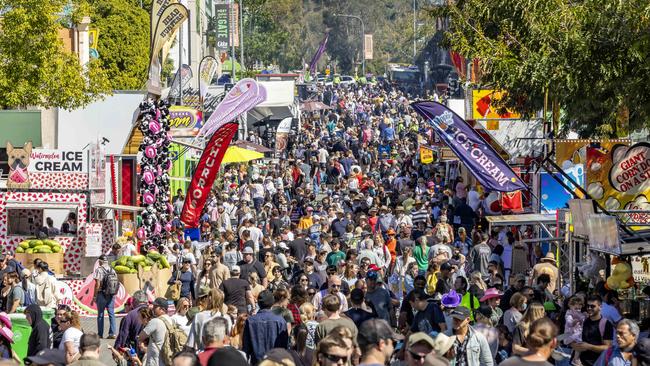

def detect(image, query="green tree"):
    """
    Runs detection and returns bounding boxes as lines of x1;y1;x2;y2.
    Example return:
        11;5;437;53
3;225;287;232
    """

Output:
0;0;111;109
88;0;150;90
435;0;650;137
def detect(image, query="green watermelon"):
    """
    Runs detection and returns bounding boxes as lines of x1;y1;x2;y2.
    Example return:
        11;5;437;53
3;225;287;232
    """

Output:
159;256;170;269
15;247;24;253
29;240;43;248
19;241;30;250
52;245;62;253
36;247;53;253
114;265;131;274
131;255;146;264
25;248;34;254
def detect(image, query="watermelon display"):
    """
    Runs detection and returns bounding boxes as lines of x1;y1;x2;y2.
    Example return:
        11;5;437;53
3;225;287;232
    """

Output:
16;238;65;255
110;250;170;273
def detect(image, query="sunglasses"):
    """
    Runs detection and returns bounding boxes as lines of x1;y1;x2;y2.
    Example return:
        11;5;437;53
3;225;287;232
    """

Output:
308;291;316;296
408;350;427;361
322;353;348;363
330;284;341;288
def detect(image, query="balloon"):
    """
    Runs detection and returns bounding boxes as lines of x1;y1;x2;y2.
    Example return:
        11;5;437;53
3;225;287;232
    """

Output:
154;223;162;235
145;146;156;159
143;171;155;185
149;121;161;134
137;227;145;239
165;223;172;232
143;192;155;204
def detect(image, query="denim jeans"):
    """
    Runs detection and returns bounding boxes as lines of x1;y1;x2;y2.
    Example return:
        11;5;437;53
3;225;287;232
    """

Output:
96;292;116;337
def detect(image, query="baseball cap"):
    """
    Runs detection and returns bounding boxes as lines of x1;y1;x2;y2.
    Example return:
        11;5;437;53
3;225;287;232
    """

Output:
440;262;453;271
152;297;169;311
304;256;314;264
242;247;254;254
449;306;471;320
408;332;436;349
182;257;192;264
26;349;66;366
357;319;404;348
366;270;383;283
231;265;241;274
98;254;107;262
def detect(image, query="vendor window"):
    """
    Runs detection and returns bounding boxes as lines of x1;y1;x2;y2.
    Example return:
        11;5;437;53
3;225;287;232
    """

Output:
7;208;78;237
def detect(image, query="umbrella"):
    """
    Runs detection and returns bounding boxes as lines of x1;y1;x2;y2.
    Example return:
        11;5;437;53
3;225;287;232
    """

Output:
222;146;265;164
300;100;332;112
232;140;273;153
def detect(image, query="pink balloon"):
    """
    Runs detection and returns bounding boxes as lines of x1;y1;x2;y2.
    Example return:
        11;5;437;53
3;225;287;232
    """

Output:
145;146;156;159
166;203;173;214
149;121;161;134
154;223;162;235
165;223;172;232
143;171;155;185
137;227;145;239
143;192;155;205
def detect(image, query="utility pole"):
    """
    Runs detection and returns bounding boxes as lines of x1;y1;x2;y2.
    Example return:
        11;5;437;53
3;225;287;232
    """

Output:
230;0;236;80
413;0;417;63
333;13;365;75
239;0;244;79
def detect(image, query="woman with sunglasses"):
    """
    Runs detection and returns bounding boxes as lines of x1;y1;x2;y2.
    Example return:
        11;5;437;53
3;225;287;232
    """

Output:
314;334;350;366
170;297;191;335
268;266;289;293
263;253;280;284
52;304;71;349
196;259;215;293
58;310;83;364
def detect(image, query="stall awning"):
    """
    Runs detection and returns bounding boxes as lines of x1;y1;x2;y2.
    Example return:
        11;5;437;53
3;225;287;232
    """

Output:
486;213;557;226
5;202;79;210
93;204;144;212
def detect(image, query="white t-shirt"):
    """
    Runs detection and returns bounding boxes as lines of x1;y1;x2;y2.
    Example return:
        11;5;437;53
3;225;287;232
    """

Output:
170;313;191;335
121;243;137;257
143;315;171;366
59;327;83;352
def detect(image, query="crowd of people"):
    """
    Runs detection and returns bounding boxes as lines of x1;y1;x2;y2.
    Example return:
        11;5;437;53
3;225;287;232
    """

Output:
0;80;648;366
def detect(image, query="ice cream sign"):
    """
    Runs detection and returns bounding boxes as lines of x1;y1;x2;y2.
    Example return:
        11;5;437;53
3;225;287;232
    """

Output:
609;142;650;195
169;106;203;137
28;149;87;173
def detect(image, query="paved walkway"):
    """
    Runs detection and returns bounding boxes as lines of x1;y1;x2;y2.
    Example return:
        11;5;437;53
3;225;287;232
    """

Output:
80;316;125;365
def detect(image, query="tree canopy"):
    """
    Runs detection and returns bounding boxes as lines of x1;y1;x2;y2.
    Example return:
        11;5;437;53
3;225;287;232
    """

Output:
0;0;111;109
435;0;650;137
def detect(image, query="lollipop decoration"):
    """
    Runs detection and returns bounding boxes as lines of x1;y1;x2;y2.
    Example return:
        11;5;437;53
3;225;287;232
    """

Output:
137;99;173;249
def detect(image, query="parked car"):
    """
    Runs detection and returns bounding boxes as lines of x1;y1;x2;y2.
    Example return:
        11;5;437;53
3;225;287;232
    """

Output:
339;75;356;86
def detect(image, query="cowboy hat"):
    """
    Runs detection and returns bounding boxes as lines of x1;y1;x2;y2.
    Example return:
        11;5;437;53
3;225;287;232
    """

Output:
541;252;556;262
441;290;461;308
480;288;503;302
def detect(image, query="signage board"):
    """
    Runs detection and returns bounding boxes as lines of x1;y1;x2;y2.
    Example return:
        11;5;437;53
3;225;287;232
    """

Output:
169;106;203;137
364;34;373;60
85;223;103;257
214;3;230;50
28;150;87;173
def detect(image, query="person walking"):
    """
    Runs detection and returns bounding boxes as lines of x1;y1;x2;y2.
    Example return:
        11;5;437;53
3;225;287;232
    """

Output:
499;317;559;366
25;304;51;357
572;295;614;366
314;294;358;345
242;290;288;364
357;319;404;366
68;333;104;366
93;255;118;339
114;290;147;354
445;306;494;366
593;319;639;366
138;298;172;366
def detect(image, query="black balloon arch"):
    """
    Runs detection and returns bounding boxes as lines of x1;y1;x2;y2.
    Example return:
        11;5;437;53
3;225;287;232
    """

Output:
136;99;173;248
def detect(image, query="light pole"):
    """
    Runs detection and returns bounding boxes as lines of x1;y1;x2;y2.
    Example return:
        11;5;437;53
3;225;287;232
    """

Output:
333;13;365;76
413;0;417;63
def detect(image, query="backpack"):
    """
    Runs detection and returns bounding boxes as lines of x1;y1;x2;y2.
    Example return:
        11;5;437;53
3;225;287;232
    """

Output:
100;267;120;296
160;317;188;365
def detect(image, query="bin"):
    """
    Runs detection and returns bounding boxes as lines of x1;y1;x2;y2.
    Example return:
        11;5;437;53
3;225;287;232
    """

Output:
11;307;55;363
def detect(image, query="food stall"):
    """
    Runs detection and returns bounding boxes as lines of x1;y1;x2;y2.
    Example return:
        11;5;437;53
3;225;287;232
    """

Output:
0;144;91;276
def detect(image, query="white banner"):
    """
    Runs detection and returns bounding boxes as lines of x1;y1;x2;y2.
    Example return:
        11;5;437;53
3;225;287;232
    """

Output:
28;149;88;174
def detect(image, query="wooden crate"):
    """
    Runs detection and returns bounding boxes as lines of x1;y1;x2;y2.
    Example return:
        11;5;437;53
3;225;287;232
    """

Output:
14;253;65;276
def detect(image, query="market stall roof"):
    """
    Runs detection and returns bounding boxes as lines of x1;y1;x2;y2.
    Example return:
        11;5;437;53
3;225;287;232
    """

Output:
486;213;556;226
93;204;144;212
222;146;265;164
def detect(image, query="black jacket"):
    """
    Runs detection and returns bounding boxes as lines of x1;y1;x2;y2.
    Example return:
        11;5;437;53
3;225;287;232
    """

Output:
26;304;51;357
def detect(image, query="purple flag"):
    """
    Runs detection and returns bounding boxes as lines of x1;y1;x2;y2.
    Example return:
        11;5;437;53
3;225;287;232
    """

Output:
411;101;528;192
309;33;329;75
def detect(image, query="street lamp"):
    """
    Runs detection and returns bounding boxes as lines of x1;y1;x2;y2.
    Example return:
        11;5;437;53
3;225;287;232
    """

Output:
333;13;365;76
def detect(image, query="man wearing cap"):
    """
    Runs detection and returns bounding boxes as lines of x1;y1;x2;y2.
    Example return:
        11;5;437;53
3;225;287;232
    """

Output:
325;240;346;267
405;332;441;366
93;255;117;339
26;349;67;366
298;207;315;231
365;270;393;324
139;298;172;366
243;290;288;364
220;266;255;315
357;319;404;366
289;230;309;262
531;251;560;294
238;246;267;287
115;290;148;352
169;258;196;302
303;256;324;290
376;206;397;236
331;209;350;238
445;306;494;366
